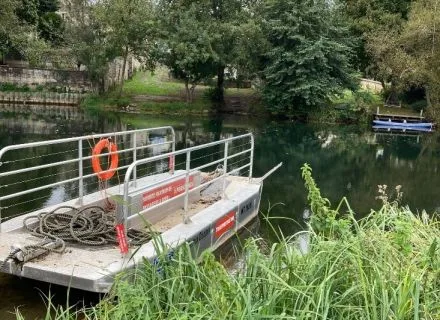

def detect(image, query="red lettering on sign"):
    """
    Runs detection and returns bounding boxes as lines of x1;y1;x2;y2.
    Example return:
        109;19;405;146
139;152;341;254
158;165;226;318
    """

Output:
142;176;195;209
115;224;129;254
215;211;236;238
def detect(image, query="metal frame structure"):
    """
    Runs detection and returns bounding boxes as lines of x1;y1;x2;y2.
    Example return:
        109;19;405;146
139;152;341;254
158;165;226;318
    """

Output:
122;133;254;229
0;127;175;229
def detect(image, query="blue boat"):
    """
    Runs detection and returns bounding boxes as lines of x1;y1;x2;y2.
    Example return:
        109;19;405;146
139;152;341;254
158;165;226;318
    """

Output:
372;125;433;133
373;119;433;128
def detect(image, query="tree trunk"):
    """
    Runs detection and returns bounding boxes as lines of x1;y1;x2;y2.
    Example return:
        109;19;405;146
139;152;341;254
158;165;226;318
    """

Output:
216;66;225;102
118;45;129;98
184;80;190;103
190;84;196;103
426;85;432;109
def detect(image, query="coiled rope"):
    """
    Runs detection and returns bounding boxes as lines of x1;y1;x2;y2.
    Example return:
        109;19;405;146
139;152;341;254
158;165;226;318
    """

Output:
23;205;152;246
1;206;153;270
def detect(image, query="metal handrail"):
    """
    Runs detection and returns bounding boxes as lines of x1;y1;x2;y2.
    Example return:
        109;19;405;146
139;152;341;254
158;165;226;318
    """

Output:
0;126;174;159
122;133;254;229
0;127;176;228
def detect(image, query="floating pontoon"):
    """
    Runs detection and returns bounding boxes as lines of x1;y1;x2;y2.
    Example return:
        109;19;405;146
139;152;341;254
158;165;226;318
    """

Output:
0;128;279;292
372;125;434;133
373;119;434;129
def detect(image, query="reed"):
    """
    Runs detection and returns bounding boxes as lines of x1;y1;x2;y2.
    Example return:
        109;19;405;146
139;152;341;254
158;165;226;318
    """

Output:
26;164;440;319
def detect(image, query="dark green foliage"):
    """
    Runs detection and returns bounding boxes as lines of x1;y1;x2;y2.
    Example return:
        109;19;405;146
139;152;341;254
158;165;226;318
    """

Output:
340;0;412;75
0;0;63;65
16;0;39;26
157;1;216;102
0;83;30;92
261;0;357;114
17;0;64;45
37;0;59;13
38;12;64;45
157;0;264;104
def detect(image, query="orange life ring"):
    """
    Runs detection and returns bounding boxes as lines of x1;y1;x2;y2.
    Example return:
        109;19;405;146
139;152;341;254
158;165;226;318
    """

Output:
92;139;119;181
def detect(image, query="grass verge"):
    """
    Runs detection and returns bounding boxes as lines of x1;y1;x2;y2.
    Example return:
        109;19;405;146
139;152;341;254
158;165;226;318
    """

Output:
80;68;261;116
33;164;440;320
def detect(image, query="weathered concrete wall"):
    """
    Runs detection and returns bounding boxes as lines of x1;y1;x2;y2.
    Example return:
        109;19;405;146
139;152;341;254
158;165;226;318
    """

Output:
104;56;140;91
0;66;92;92
0;91;85;106
360;78;383;93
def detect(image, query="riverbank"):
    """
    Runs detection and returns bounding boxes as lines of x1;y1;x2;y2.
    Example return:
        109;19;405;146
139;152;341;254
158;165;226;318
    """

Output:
82;69;266;116
80;69;400;122
35;165;439;319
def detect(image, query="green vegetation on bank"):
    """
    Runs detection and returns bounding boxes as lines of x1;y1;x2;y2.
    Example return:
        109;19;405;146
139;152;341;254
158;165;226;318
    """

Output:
122;69;255;98
35;165;440;320
0;82;79;93
83;69;428;122
122;71;184;96
81;69;262;116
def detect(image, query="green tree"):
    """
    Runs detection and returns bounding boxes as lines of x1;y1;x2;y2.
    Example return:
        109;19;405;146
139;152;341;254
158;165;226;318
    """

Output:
261;0;357;115
367;0;440;115
209;0;262;102
340;0;412;76
158;2;216;102
158;0;264;104
66;0;119;91
67;0;157;93
17;0;65;45
0;0;20;63
93;0;157;96
0;0;49;65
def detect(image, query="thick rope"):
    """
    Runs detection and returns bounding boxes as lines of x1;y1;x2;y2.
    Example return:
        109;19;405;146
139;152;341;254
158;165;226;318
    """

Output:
1;206;153;270
23;206;152;246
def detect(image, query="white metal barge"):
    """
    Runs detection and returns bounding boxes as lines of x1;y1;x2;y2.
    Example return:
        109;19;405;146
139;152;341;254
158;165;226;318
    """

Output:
0;128;277;292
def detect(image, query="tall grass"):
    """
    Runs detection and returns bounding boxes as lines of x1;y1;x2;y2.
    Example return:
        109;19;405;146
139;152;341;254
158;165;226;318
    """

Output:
28;164;440;319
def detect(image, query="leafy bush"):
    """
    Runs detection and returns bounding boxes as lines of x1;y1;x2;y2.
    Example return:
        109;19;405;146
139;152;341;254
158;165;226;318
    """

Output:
203;86;223;102
0;83;30;92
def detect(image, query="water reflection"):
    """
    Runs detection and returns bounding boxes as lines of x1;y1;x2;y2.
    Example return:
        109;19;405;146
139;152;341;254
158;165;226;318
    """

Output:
0;106;439;230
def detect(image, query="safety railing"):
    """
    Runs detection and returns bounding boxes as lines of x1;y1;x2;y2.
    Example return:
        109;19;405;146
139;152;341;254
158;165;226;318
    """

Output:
0;127;175;227
121;133;254;227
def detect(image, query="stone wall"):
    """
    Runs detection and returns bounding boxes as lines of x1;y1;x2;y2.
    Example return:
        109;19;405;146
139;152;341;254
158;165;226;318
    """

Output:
360;78;383;93
0;54;142;99
0;91;85;106
104;56;140;91
0;66;92;92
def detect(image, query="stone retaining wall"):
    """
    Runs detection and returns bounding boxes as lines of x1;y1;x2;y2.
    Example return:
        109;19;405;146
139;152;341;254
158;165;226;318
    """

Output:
0;66;91;92
0;91;85;106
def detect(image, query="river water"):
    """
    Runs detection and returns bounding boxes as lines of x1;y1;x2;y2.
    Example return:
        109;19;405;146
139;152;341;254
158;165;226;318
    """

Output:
0;105;439;318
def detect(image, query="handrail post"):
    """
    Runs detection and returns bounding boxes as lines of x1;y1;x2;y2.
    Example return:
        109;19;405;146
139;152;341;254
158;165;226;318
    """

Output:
249;135;254;181
171;127;176;154
78;139;84;206
183;150;191;224
132;132;137;187
170;127;176;175
222;141;229;198
122;162;134;227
